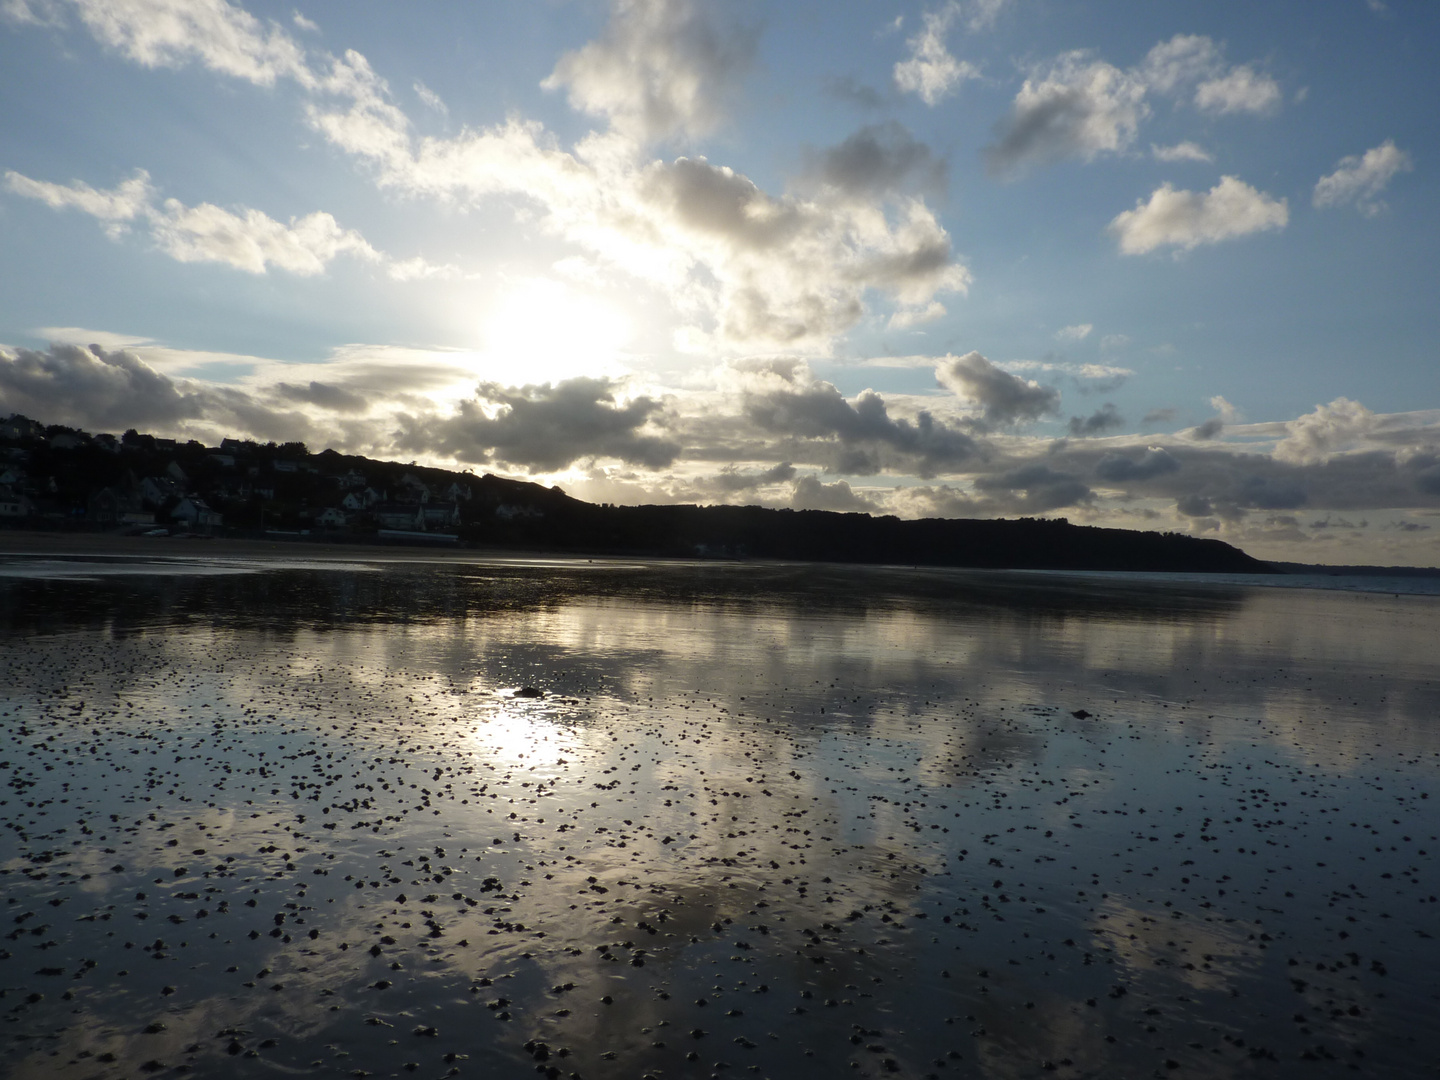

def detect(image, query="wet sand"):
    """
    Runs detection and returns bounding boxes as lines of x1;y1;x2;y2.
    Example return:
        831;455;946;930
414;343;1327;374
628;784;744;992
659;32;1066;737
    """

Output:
1;553;1437;1079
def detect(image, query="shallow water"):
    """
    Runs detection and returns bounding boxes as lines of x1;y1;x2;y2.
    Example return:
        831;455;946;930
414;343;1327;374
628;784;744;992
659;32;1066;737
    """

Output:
1;556;1437;1079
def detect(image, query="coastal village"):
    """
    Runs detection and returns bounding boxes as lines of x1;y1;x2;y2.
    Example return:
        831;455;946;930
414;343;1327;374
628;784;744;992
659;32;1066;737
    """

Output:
0;412;531;542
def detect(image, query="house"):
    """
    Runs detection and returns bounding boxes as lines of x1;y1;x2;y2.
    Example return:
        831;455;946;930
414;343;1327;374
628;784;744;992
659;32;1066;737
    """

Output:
171;497;222;528
153;438;177;453
495;503;544;521
315;507;349;528
442;481;473;502
139;476;184;508
93;433;121;453
87;486;151;526
166;460;189;485
220;437;253;455
0;466;25;487
48;431;88;450
207;451;236;468
338;469;367;489
421;501;461;528
273;459;299;473
372;503;426;530
359;486;385;507
341;492;368;511
0;489;34;519
397;473;431;502
0;415;44;441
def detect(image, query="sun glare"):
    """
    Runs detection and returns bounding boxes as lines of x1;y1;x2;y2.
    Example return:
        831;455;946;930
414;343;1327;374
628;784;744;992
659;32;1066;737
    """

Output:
480;278;631;385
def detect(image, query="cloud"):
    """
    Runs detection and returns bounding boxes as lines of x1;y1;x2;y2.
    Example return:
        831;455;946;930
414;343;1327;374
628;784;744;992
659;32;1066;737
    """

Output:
1054;323;1093;341
1067;403;1123;437
790;475;880;513
1273;398;1375;464
1194;65;1282;115
148;199;379;274
62;0;315;87
1313;140;1413;216
893;3;979;106
541;0;755;143
0;342;211;430
412;79;447;116
937;351;1060;425
1094;446;1180;482
986;53;1148;176
973;463;1093;513
989;35;1279;178
703;461;797;494
1;167;452;276
397;377;680;473
1151;141;1212;163
3;167;153;237
807;122;947;200
273;380;369;414
1108;176;1288;254
739;364;978;478
1142;407;1176;425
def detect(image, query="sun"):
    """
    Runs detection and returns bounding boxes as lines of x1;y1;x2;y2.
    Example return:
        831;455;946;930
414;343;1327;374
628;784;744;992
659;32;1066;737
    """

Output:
479;278;632;384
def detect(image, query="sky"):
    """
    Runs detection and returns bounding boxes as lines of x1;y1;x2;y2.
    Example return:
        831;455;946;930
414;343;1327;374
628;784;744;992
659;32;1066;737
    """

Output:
1;0;1438;566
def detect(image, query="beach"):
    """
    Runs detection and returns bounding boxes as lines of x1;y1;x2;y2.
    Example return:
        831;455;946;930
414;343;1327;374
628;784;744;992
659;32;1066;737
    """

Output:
1;546;1437;1079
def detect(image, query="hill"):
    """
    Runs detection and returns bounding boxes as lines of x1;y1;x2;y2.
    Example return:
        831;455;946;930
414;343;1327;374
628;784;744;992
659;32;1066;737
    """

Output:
0;414;1270;574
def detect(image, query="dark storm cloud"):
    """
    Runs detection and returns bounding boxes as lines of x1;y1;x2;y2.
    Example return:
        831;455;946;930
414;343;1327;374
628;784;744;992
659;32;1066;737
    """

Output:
274;380;369;413
398;377;680;473
937;351;1060;426
1067;403;1123;437
0;343;209;431
1094;446;1180;482
742;376;977;478
973;463;1093;513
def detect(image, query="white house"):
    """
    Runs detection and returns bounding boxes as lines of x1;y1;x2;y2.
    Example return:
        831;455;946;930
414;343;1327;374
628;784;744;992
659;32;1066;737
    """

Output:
316;507;349;528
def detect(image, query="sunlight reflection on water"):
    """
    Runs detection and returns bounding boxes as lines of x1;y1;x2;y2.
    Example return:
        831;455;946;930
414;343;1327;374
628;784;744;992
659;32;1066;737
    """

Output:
0;556;1437;1079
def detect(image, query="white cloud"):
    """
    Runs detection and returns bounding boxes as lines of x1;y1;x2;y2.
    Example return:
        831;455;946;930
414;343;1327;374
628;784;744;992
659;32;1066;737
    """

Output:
5;167;387;276
412;79;447;116
990;35;1279;177
1313;139;1413;216
1274;397;1375;464
541;0;754;143
291;9;316;33
1055;323;1093;341
1108;176;1288;255
3;167;152;236
1194;64;1282;115
985;52;1148;176
149;199;379;275
893;3;980;106
1139;34;1220;94
888;301;947;329
386;256;460;282
63;0;315;88
1151;141;1212;163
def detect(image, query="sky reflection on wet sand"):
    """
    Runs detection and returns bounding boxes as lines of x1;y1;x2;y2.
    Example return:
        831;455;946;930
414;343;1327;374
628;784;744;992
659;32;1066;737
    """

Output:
1;558;1437;1079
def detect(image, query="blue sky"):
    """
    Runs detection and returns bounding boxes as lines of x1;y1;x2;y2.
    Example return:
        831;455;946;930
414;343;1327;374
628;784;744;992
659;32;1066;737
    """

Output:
1;0;1437;564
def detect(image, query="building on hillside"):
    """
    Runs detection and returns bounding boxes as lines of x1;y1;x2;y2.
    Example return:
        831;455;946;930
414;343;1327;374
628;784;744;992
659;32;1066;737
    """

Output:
315;507;349;528
0;415;44;441
0;488;34;519
373;503;425;531
139;476;184;508
48;431;88;450
421;502;461;529
87;486;152;526
171;497;222;529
